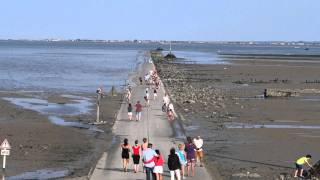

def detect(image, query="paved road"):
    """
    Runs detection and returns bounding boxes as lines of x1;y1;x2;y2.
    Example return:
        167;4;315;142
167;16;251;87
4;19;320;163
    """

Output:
90;60;213;180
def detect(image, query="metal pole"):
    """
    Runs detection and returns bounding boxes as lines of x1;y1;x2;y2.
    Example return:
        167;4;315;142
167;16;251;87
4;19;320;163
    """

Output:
96;104;100;122
147;106;150;142
2;155;6;169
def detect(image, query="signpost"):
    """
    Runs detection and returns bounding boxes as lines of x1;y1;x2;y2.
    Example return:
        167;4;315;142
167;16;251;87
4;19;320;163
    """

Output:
0;139;11;170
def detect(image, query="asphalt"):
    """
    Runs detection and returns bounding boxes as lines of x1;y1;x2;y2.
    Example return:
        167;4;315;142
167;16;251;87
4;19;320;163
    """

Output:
90;60;213;180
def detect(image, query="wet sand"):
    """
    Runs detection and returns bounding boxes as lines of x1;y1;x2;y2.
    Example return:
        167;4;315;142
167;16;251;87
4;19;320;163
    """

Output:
154;55;320;179
0;91;122;178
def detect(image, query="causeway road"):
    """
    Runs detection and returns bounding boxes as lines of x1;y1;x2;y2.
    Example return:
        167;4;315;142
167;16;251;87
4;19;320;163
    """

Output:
90;60;213;180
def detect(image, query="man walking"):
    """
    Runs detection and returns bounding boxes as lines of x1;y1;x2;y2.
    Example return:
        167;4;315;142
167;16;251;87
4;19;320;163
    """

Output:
135;101;143;121
143;143;157;180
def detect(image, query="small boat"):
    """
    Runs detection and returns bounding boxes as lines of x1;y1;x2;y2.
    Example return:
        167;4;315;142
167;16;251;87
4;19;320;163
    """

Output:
304;48;310;50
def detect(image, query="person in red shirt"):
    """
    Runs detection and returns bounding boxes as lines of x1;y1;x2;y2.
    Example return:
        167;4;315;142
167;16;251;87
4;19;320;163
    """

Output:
153;149;164;180
135;101;143;121
132;140;141;173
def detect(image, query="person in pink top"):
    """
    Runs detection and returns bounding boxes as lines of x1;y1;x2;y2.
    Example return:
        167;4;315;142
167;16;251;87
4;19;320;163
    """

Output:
153;149;164;180
132;140;141;173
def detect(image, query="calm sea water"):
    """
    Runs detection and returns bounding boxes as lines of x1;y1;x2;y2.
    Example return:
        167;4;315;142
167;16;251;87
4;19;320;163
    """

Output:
0;40;319;92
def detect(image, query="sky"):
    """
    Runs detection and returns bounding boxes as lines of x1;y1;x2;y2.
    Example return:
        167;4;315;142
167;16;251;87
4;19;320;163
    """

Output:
0;0;319;41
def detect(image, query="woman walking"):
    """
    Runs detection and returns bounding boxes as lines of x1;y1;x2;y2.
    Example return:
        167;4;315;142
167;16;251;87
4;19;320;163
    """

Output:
168;148;181;180
176;144;187;179
185;137;196;177
126;88;131;102
127;103;133;120
132;140;141;173
121;138;130;172
153;149;164;180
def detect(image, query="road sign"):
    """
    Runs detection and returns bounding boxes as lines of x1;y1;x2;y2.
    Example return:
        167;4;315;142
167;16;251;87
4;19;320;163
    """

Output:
1;149;9;156
0;139;11;150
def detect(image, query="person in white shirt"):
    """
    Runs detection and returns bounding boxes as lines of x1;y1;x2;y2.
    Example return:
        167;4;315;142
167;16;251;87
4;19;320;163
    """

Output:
163;93;170;106
193;136;204;167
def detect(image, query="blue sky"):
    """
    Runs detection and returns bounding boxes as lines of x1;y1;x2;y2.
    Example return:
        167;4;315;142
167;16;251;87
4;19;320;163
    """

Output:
0;0;319;41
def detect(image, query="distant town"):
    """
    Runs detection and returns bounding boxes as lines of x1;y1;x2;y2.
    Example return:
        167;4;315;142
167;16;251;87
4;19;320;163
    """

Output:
0;38;320;46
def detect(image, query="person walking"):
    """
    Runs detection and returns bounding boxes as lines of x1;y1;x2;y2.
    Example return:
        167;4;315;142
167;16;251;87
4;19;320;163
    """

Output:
153;89;157;100
185;137;196;177
153;149;164;180
193;136;204;167
127;103;133;121
146;88;150;100
294;154;312;178
135;101;143;121
144;96;150;107
176;144;187;179
132;140;141;173
141;138;148;151
142;143;157;180
141;138;148;173
126;88;131;102
167;109;175;121
163;93;170;107
121;138;130;172
168;148;181;180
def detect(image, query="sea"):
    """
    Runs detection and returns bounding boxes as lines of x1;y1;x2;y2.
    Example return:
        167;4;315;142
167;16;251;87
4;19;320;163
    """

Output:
0;40;319;93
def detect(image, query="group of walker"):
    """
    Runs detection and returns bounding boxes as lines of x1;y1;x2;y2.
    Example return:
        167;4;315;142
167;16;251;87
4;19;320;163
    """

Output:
120;136;205;180
121;62;206;179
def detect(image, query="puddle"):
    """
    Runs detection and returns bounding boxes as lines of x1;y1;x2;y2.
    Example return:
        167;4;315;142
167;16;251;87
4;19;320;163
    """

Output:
7;169;69;180
49;116;103;132
300;96;320;102
3;96;103;132
184;125;200;131
3;96;92;116
225;123;320;129
233;95;265;100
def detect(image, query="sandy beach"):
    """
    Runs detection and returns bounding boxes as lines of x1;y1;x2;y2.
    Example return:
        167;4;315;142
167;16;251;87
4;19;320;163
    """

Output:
154;54;320;179
0;91;122;179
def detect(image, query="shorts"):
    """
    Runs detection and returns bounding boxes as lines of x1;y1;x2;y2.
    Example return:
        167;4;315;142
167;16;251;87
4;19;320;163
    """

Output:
153;166;163;173
295;163;303;170
180;160;187;166
187;158;195;165
196;150;204;158
132;155;140;164
128;112;132;116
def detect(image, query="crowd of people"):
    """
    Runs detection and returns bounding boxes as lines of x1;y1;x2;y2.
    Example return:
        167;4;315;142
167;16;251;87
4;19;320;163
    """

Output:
120;136;205;180
125;65;178;122
120;60;205;180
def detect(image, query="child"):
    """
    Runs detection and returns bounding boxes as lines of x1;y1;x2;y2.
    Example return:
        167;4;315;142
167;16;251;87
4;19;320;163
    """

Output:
153;149;164;180
176;144;187;179
168;148;181;180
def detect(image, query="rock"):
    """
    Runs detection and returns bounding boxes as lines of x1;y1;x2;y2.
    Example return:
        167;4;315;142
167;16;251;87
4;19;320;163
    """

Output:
184;100;195;104
232;172;261;178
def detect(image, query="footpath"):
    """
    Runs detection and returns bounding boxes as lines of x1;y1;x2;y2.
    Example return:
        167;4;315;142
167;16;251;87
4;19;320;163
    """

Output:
90;60;213;180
